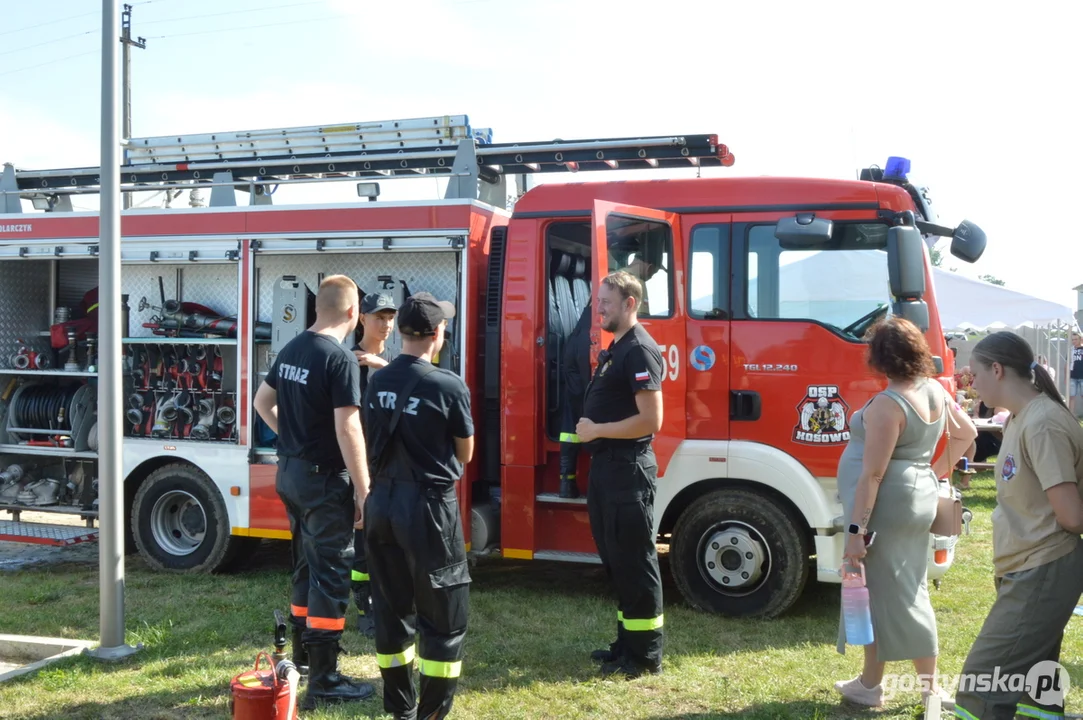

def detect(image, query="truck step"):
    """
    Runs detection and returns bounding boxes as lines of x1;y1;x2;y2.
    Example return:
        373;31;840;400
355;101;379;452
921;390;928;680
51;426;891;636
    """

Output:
0;521;98;547
535;493;587;506
533;550;602;565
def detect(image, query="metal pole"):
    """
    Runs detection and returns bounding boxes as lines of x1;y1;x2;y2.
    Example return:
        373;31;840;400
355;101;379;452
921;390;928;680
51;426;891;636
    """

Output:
89;0;139;661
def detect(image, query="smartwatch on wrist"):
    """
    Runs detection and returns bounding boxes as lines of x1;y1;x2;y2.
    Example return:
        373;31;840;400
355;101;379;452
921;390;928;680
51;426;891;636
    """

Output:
847;523;864;536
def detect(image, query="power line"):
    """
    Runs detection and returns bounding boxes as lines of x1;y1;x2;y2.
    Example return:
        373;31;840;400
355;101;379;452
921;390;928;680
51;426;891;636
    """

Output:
145;14;345;40
0;9;98;38
138;0;326;26
0;50;98;79
0;28;98;58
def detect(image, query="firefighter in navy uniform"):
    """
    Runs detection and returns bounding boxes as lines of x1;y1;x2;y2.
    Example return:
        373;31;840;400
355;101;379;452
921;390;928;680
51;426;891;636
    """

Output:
253;275;376;709
362;292;475;720
350;291;398;638
576;270;665;679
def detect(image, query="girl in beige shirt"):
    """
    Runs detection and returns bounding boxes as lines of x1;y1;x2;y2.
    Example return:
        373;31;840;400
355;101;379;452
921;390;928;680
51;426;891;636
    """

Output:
954;332;1083;720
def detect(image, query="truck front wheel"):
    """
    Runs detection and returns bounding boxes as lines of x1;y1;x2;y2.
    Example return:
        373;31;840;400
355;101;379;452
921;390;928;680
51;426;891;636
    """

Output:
131;463;250;573
670;488;810;618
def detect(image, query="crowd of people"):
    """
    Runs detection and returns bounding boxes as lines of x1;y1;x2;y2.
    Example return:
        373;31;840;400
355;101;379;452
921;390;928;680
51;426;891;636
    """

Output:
252;270;666;718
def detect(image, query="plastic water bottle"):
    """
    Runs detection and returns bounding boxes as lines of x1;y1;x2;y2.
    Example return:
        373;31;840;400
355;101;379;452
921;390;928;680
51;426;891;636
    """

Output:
842;561;874;645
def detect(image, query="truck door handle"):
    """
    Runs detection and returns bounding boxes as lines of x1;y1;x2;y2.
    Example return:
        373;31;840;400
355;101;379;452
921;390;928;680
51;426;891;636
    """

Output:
730;391;761;421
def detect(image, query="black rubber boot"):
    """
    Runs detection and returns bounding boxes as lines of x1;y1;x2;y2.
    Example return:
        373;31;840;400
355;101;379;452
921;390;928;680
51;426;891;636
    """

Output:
301;641;375;709
558;443;580;499
590;621;624;662
354;584;376;638
291;624;309;678
599;656;662;679
559;473;579;499
590;640;620;663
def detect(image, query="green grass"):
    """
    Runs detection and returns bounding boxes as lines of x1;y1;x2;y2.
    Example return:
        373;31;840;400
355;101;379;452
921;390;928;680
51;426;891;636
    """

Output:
1;473;1081;719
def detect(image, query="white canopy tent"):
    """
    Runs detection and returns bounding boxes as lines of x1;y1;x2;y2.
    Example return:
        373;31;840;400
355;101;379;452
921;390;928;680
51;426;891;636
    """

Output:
739;250;1079;395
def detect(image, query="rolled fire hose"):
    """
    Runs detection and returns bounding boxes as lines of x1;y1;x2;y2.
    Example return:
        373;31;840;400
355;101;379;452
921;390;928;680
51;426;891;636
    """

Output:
153;394;177;437
173;392;194;429
190;399;217;440
126;392;144;427
216;405;235;435
217;405;236;425
9;384;78;441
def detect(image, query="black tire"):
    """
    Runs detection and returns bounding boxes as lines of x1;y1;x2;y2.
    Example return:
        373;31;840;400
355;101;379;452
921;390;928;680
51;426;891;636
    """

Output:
131;462;249;573
670;488;810;618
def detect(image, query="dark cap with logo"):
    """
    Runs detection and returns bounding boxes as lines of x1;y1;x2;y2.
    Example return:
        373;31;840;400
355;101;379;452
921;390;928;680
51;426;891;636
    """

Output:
361;292;397;314
397;292;455;337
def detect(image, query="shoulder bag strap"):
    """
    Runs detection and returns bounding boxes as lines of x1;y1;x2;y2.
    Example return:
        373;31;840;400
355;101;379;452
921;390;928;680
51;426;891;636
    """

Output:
375;363;438;474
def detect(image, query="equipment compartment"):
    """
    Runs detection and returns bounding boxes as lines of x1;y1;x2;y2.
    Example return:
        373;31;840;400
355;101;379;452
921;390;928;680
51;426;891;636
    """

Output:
122;341;238;442
121;262;242;444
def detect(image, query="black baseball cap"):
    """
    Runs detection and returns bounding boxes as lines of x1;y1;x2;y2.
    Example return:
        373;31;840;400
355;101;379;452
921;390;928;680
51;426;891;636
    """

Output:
361;292;397;314
398;292;455;337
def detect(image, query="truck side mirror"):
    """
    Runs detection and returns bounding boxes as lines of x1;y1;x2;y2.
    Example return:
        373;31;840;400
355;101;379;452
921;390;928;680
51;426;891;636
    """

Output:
949;219;986;263
775;214;832;247
887;225;926;299
893;299;930;332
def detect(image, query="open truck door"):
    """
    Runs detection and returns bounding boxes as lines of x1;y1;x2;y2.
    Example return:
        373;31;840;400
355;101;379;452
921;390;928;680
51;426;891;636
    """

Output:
590;200;686;475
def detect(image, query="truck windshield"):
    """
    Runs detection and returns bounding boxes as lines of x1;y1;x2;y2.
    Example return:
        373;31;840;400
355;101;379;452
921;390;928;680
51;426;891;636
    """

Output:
746;222;893;340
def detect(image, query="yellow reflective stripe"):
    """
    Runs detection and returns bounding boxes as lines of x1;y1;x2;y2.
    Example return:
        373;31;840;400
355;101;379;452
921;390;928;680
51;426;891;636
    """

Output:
617;610;624;622
621;614;664;631
418;657;462;678
953;706;980;720
87;303;99;313
559;432;580;443
351;570;369;582
376;645;416;669
1016;705;1063;720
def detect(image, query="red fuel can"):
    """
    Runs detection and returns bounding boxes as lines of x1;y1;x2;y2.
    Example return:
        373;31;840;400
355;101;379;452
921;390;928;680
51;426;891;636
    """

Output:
229;651;297;720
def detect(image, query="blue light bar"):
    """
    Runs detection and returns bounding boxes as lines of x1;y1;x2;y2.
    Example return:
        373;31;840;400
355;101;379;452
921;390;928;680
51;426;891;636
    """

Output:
884;156;911;180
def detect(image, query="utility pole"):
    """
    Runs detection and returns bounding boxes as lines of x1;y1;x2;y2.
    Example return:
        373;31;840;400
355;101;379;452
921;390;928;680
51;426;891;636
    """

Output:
120;3;145;210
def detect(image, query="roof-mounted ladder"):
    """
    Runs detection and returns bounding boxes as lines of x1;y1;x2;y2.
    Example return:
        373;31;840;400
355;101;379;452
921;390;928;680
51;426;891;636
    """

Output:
1;113;735;211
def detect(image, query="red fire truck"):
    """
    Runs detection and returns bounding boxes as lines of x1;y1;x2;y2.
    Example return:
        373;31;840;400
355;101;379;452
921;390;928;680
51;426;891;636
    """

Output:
0;114;982;618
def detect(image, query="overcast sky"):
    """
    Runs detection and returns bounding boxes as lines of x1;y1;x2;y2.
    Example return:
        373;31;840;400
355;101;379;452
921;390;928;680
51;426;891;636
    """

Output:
2;0;1080;309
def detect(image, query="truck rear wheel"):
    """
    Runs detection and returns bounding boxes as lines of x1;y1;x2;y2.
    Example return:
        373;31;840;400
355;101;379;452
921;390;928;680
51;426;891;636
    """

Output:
670;488;809;618
131;463;249;573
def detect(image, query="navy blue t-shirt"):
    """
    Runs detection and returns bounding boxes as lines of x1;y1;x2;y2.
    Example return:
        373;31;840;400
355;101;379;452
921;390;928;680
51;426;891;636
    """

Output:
266;330;360;466
362;355;474;486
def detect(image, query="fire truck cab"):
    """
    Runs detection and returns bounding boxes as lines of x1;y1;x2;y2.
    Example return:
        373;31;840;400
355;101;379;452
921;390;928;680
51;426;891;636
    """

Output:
0;116;985;619
496;169;985;617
